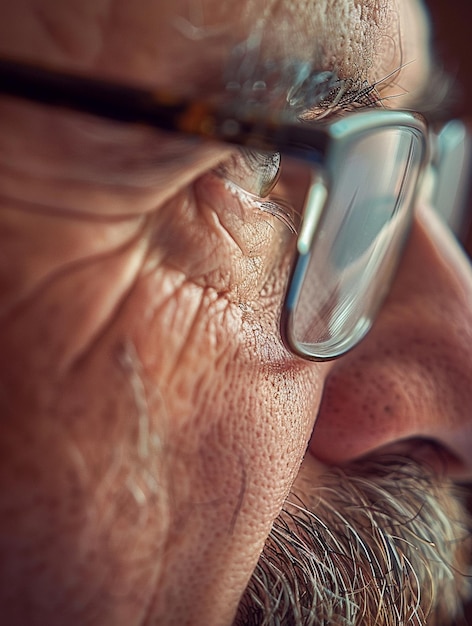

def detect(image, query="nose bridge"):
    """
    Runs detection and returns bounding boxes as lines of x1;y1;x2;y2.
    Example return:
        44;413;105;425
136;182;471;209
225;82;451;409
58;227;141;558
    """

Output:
309;204;472;478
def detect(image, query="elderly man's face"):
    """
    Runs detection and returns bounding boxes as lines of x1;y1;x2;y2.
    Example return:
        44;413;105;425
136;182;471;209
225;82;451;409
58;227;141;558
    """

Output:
0;0;471;624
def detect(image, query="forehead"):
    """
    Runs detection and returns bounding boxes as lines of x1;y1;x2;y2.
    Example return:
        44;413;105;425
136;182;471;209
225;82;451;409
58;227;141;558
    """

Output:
106;0;430;107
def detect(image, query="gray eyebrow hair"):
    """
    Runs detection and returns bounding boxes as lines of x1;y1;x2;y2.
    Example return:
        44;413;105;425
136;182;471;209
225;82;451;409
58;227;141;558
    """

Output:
220;31;378;120
220;34;437;122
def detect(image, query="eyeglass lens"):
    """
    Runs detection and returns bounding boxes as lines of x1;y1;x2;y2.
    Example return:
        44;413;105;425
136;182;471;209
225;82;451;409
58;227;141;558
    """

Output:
285;126;425;359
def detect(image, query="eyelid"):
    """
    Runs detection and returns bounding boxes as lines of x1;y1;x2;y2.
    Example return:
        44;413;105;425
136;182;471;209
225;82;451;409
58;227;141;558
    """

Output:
216;148;303;235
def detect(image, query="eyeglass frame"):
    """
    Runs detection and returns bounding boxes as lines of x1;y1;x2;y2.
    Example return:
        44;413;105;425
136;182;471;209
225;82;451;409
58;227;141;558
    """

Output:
0;57;431;361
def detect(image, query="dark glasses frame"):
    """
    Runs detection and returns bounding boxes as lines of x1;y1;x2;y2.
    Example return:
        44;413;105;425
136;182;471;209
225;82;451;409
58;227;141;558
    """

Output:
0;57;430;360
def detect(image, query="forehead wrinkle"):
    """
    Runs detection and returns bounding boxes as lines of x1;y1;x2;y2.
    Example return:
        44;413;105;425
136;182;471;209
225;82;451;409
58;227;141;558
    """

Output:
233;0;389;80
154;0;388;84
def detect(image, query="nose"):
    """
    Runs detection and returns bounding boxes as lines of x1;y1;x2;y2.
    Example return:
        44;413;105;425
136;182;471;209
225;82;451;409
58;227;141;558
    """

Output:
310;203;472;478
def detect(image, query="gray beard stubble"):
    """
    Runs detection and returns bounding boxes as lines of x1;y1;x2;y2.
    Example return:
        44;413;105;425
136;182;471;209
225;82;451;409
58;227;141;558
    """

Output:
235;455;472;626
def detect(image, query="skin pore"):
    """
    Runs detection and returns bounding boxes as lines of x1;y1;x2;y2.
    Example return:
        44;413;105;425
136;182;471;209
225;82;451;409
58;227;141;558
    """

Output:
0;1;471;625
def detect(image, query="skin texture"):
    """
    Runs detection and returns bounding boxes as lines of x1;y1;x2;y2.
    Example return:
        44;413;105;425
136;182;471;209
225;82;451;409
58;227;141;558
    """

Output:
0;1;470;625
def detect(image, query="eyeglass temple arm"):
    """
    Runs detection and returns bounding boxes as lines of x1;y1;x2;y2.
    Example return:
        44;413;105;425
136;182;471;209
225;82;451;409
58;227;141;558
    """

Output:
0;57;212;132
0;57;328;158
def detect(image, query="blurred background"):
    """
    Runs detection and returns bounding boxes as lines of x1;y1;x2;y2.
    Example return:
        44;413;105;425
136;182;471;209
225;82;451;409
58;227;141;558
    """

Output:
425;1;472;623
426;0;472;120
426;0;472;234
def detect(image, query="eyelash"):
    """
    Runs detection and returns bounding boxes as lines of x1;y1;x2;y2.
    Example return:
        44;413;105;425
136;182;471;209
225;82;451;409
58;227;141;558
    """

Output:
258;198;298;234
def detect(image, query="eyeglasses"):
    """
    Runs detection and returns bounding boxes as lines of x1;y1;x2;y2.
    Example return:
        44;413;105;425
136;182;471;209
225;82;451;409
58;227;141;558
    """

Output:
0;58;430;360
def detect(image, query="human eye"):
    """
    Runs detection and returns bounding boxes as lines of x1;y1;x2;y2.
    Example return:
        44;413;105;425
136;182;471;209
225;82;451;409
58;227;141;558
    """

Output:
216;147;281;197
215;147;308;234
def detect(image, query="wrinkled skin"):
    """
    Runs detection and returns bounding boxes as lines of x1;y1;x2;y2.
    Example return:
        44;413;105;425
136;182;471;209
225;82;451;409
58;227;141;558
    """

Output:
0;1;471;625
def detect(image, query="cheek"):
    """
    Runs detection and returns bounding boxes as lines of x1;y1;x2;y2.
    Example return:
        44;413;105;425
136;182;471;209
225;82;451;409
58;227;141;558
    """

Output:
125;262;321;510
0;180;326;623
68;261;328;622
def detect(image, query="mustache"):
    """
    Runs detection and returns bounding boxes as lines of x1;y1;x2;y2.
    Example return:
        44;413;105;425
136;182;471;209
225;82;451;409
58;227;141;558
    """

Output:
235;454;472;626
